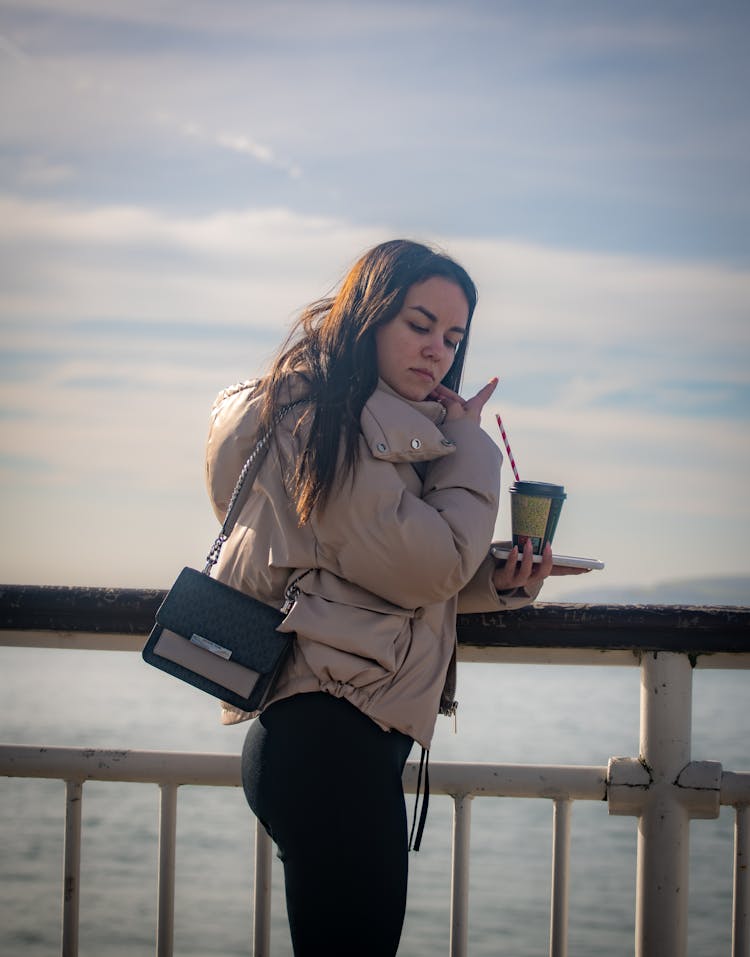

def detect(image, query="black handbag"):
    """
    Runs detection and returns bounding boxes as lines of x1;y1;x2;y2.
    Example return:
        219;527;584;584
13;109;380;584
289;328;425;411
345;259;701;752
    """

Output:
142;399;304;712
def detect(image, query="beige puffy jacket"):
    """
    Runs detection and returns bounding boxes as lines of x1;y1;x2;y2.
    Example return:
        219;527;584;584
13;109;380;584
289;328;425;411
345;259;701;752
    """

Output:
205;374;539;749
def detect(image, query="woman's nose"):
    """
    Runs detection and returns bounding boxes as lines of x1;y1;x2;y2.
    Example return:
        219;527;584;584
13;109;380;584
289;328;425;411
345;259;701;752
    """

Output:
422;335;446;360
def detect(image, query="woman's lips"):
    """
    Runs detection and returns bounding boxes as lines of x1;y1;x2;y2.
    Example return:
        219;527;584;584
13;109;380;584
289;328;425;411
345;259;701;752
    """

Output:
410;367;434;383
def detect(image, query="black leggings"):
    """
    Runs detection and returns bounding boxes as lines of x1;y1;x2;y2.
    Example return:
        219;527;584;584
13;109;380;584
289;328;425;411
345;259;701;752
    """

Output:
241;692;414;956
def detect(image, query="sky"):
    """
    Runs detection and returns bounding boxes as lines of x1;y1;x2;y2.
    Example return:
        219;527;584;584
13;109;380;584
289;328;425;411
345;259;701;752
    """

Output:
0;0;748;601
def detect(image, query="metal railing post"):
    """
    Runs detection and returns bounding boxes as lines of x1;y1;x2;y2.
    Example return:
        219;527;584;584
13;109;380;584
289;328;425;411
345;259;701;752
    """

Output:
450;794;473;957
62;779;82;957
157;783;178;957
734;805;750;957
253;818;273;957
636;651;693;957
549;798;571;957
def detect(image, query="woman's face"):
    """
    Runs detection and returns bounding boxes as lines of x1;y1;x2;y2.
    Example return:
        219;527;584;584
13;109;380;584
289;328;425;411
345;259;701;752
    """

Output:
375;276;469;401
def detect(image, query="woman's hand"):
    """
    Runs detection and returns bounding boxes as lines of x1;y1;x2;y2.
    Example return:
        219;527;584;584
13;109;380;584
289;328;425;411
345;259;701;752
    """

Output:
430;377;498;423
492;540;592;592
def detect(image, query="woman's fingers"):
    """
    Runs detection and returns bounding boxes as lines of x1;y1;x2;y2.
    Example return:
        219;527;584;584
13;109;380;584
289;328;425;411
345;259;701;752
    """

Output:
492;540;593;594
533;542;554;579
492;546;519;590
431;378;498;422
429;383;461;404
492;539;536;590
470;377;499;409
493;540;589;592
517;538;535;578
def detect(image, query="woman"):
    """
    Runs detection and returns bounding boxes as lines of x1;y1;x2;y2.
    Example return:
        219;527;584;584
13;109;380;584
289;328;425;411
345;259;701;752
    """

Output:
205;239;579;955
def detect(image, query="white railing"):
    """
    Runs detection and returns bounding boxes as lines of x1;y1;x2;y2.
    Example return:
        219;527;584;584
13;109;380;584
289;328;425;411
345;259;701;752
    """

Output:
1;586;749;957
1;745;610;957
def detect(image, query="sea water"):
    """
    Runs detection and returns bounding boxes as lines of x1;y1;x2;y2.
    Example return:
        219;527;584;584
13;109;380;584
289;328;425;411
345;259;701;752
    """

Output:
0;647;746;956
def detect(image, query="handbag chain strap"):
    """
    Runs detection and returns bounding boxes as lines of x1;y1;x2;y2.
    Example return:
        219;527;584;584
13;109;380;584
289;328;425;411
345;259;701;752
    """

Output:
203;398;305;574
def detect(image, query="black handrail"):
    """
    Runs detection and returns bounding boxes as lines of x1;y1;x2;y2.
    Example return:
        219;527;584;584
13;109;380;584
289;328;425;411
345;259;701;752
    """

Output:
1;584;748;654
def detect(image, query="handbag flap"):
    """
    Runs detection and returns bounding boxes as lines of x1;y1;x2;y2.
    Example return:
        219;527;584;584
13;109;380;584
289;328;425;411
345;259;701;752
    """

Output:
153;628;260;697
156;567;289;674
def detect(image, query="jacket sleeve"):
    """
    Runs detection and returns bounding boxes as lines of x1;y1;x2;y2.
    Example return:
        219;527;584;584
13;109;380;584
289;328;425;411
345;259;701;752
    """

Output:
309;417;502;609
457;553;543;613
205;382;264;522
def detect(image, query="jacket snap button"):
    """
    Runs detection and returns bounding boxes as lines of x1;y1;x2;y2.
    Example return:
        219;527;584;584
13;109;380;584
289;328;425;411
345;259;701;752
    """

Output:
410;438;422;450
441;438;454;447
376;442;387;452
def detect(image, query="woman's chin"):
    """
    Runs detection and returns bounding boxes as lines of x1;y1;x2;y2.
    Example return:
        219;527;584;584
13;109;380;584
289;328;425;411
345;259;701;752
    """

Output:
401;379;435;402
401;386;432;402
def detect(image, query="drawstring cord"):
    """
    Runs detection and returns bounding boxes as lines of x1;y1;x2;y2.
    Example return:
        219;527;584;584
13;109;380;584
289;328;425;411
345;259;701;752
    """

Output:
408;747;430;852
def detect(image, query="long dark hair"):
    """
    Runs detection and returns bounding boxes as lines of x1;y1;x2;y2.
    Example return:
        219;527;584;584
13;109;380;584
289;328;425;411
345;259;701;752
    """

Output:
260;239;478;523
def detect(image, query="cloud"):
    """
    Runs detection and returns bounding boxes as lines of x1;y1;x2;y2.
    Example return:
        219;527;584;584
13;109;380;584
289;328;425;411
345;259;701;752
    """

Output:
151;114;303;179
218;133;302;179
0;2;747;596
1;199;748;588
0;196;389;328
16;155;74;186
2;196;747;444
440;234;750;409
2;193;747;355
2;1;747;272
0;31;29;61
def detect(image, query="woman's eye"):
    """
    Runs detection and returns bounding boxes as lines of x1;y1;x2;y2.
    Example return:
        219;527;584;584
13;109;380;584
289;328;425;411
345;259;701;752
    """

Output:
446;339;460;351
409;322;429;334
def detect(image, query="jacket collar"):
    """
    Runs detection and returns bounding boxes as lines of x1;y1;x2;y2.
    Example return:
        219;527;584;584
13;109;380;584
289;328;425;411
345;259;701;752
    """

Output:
361;380;455;463
275;372;455;464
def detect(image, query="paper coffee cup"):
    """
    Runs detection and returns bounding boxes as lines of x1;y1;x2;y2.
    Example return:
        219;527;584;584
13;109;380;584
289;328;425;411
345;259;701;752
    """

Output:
509;481;566;554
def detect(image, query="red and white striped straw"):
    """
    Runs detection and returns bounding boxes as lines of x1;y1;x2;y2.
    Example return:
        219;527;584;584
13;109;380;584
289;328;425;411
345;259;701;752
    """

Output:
495;413;520;483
